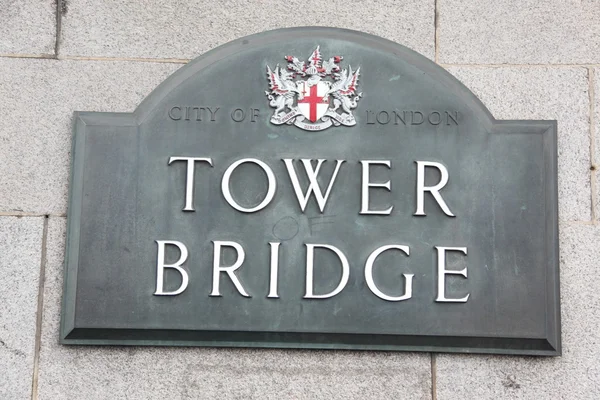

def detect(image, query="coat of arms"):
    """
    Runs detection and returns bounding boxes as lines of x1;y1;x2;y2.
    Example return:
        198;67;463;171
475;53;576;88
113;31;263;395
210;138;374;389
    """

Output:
265;46;362;131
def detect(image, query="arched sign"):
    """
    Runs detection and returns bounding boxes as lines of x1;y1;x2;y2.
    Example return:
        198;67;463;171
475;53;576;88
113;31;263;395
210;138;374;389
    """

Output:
62;27;560;356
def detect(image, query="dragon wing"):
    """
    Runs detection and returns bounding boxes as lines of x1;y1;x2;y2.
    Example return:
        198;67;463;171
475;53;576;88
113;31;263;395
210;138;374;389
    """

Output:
307;46;322;68
266;65;289;95
326;68;348;95
322;57;341;75
338;66;360;96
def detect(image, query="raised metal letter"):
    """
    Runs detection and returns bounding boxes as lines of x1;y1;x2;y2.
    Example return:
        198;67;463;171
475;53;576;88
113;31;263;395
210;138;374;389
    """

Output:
268;242;281;298
210;240;251;297
221;158;277;213
283;159;345;213
360;160;393;215
304;243;350;299
435;246;469;303
414;161;455;217
154;240;189;296
168;156;213;211
365;245;413;301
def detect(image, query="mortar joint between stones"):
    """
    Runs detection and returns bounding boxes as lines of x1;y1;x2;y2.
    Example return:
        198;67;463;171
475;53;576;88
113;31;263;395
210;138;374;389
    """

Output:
431;353;437;400
434;0;439;64
589;68;597;222
30;215;49;400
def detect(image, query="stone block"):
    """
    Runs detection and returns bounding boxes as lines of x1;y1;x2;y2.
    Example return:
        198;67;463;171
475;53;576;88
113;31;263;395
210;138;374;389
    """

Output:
436;223;600;399
438;0;600;64
446;67;591;221
0;216;44;399
59;0;434;60
0;1;55;55
37;218;432;400
0;58;180;214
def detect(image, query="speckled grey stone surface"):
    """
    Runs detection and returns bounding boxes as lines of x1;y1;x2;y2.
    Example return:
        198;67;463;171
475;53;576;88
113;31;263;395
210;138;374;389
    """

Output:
436;223;600;399
438;0;600;64
37;218;432;400
0;0;55;55
446;67;590;222
0;59;180;214
59;0;434;60
0;216;43;399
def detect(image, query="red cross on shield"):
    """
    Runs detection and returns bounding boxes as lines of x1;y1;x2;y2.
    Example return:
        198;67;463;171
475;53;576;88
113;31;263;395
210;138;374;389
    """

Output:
297;81;329;123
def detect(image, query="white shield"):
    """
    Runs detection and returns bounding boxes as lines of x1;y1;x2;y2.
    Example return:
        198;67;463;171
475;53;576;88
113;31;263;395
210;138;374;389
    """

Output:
297;81;329;123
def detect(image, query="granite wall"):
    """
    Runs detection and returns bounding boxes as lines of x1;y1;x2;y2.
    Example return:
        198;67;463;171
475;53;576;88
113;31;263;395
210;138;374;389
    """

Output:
1;1;599;399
